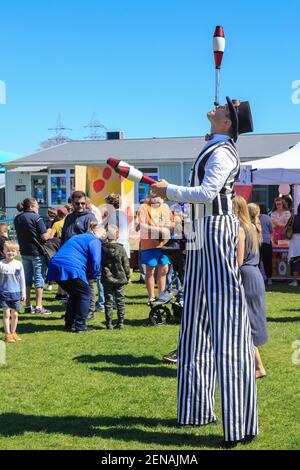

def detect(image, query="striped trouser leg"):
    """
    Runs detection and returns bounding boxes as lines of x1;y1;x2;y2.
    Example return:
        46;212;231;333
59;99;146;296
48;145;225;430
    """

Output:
178;225;217;425
202;215;258;442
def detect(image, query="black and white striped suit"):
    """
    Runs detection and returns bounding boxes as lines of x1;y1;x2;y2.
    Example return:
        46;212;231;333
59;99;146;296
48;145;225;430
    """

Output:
167;137;258;442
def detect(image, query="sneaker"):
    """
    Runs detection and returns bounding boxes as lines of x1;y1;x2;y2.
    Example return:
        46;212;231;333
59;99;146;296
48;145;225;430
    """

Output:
156;291;174;303
4;333;16;343
24;306;35;314
46;284;53;292
74;327;95;334
267;279;272;286
115;323;124;330
288;280;298;287
35;306;52;315
86;312;95;322
12;333;22;342
96;304;105;313
163;350;178;364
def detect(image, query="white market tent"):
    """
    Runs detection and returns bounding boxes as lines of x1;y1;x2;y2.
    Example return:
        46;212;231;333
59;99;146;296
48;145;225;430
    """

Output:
246;142;300;184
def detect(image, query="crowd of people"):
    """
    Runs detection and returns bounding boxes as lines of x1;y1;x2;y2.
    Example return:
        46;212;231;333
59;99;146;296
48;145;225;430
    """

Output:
0;191;134;340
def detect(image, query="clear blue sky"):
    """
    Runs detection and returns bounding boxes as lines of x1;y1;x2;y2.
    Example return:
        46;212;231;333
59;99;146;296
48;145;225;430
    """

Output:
0;0;299;155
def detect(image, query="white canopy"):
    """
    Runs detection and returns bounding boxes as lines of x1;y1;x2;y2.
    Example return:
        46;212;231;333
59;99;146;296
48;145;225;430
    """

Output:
246;142;300;184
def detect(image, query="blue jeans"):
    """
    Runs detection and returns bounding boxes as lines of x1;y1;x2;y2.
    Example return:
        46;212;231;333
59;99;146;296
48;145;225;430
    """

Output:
96;273;105;310
22;256;46;289
58;279;91;332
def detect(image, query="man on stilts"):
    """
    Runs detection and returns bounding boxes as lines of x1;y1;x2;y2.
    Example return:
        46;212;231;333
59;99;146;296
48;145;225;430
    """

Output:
151;98;258;447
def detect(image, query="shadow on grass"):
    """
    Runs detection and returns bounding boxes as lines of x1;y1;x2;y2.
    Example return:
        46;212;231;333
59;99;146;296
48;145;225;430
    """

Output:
17;323;104;334
266;285;300;294
126;301;149;306
0;414;221;449
124;318;150;327
267;316;300;323
16;323;69;334
90;366;177;378
74;354;162;366
126;295;148;300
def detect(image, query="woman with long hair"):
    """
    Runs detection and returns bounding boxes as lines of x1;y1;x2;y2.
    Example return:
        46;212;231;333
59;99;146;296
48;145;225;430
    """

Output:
233;196;268;379
271;197;291;246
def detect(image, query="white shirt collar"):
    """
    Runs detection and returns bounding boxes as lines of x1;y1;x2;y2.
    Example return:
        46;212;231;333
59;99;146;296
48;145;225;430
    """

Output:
203;133;230;150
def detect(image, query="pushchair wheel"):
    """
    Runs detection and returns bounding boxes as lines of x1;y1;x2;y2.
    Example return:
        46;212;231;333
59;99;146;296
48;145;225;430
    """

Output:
149;305;171;326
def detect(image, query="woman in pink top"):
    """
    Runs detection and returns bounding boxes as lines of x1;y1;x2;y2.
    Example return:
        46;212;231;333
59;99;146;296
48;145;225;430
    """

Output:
271;198;291;246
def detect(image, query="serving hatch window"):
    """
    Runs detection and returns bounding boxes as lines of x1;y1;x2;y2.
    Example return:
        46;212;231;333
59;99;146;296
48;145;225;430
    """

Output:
137;167;159;203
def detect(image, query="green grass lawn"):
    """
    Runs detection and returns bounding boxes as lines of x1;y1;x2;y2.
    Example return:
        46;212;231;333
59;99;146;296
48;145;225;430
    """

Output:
0;275;299;450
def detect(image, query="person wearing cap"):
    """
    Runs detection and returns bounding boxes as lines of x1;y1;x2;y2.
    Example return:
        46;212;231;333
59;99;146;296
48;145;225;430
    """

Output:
50;207;69;240
151;98;258;447
45;208;58;229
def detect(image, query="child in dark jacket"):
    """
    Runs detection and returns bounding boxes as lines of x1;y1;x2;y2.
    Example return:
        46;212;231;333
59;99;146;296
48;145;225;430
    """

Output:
102;225;131;330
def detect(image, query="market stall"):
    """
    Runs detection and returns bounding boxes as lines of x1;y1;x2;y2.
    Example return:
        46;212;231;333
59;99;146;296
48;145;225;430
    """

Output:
247;142;300;280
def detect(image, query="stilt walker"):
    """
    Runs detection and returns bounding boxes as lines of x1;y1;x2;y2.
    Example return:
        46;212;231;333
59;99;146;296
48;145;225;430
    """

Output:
151;27;258;447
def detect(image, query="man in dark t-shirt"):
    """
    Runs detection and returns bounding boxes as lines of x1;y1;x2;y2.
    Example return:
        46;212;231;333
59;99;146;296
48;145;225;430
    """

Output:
14;198;52;315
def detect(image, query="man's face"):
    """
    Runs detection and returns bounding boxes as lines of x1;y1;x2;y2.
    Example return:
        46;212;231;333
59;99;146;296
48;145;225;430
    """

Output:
73;197;86;213
207;104;232;129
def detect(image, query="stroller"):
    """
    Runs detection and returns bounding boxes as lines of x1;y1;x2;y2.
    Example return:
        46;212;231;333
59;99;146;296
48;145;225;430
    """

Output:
148;246;185;326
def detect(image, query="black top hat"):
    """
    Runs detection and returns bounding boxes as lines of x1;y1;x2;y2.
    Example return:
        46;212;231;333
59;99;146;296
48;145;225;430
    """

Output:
226;97;254;142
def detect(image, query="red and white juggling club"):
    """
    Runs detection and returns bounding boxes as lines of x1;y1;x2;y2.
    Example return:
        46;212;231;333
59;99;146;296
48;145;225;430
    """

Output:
107;158;157;186
213;26;226;106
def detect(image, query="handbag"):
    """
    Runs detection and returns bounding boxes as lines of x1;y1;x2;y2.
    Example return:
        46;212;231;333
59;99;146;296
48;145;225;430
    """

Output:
33;236;61;266
283;216;295;240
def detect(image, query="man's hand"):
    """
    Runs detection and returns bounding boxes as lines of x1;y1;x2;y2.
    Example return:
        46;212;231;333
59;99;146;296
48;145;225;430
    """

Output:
151;180;169;200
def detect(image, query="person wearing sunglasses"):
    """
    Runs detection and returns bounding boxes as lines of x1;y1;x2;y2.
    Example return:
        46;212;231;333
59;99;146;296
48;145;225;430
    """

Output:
61;191;97;245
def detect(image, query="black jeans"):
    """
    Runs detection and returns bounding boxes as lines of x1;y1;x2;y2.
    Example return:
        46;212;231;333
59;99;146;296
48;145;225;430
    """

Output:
58;279;91;332
260;243;273;279
104;284;125;326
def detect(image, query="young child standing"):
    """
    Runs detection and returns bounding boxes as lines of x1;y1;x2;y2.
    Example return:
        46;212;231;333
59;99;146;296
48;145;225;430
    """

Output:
102;225;131;330
0;241;26;343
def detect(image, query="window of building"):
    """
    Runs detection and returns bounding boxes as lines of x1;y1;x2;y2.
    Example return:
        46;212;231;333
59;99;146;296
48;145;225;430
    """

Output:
50;175;67;205
48;169;75;206
136;167;159;203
